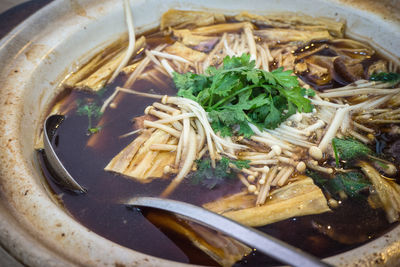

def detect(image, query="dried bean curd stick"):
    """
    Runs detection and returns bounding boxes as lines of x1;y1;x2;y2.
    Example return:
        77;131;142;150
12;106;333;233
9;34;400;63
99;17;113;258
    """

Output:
150;144;177;151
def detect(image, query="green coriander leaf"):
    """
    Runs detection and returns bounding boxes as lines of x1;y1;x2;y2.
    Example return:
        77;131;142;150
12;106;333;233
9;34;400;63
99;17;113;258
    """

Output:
336;172;371;198
209;109;245;127
215;157;230;178
196;87;212;105
206;66;218;76
261;71;277;86
223;53;254;69
333;138;372;161
245;69;260;84
206;72;240;100
272;68;298;88
307;170;342;196
278;86;313;113
230;159;250;169
236;90;268;110
264;99;282;129
301;87;316;97
191;157;242;189
249;100;272;124
307;170;371;199
177;88;198;101
173;72;193;91
191;158;212;185
210;120;232;137
237;121;254;138
174;72;209;101
285;101;297;120
370;72;400;84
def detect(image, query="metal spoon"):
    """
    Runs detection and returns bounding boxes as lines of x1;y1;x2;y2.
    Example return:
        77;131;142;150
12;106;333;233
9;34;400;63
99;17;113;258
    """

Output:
43;114;86;193
127;197;333;267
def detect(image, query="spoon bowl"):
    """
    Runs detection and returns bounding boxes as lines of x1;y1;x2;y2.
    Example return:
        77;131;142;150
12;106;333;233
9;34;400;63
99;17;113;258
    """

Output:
43;114;87;193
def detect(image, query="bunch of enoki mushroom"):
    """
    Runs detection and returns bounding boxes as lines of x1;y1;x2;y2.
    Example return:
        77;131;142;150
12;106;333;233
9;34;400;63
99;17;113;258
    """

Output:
59;6;400;229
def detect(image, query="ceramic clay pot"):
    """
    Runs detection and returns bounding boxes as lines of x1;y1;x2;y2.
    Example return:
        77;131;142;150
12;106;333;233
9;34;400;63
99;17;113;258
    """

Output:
0;0;399;266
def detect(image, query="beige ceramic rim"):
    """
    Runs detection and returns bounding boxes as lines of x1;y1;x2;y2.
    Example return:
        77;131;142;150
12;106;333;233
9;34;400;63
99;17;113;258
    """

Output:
0;0;399;266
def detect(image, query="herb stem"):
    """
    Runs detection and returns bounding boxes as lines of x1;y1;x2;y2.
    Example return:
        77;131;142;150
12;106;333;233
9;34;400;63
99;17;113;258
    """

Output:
367;154;392;165
208;92;214;107
87;108;92;131
210;84;257;110
332;139;340;167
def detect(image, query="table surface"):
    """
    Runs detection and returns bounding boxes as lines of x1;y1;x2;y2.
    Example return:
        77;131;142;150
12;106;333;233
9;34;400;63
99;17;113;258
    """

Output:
0;0;27;14
0;0;53;40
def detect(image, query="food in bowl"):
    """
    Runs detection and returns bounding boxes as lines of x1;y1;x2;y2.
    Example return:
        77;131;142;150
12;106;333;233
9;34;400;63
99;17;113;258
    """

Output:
39;5;400;266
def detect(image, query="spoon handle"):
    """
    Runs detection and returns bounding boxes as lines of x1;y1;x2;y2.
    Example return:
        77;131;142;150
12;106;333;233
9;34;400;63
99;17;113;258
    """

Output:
127;197;332;267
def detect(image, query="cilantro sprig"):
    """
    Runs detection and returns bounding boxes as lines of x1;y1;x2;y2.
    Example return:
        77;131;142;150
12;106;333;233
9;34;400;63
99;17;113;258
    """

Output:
307;170;371;199
173;54;314;137
76;99;103;135
370;72;400;84
191;157;250;189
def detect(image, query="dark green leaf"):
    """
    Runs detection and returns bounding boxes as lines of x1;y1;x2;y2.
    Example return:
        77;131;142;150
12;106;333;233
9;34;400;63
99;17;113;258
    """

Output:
370;72;400;84
210;120;233;137
278;86;313;113
333;138;371;161
245;69;260;84
223;53;254;69
307;170;371;199
336;172;371;198
191;157;246;189
264;100;282;129
272;68;298;88
230;158;250;169
174;72;209;101
301;87;316;97
237;121;254;138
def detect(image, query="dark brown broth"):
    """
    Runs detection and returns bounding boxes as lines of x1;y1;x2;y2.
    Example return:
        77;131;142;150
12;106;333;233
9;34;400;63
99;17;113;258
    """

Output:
38;26;398;266
39;82;396;266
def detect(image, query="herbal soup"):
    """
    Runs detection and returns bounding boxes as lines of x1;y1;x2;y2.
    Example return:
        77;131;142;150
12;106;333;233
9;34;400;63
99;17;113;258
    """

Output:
38;7;400;267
